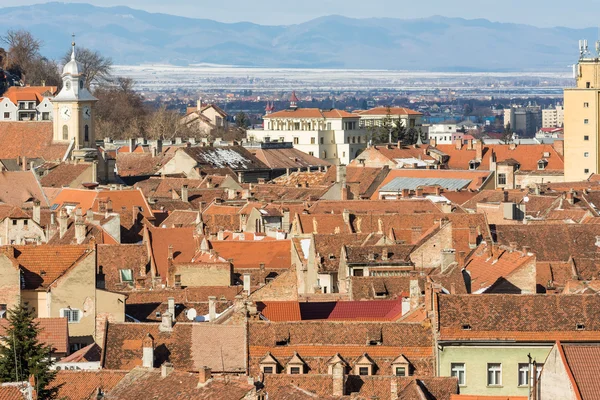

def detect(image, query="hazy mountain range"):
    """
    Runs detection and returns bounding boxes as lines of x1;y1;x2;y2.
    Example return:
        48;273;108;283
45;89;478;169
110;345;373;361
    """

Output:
0;2;596;71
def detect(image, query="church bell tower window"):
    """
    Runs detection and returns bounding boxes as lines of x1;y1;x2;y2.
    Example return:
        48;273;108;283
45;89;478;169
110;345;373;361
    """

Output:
62;125;69;140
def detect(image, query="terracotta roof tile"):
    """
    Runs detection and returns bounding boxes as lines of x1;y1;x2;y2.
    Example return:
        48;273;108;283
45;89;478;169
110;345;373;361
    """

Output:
8;244;92;289
0;384;26;400
115;153;173;177
562;344;600;400
265;108;357;119
0;317;68;354
0;171;49;206
248;147;331;169
211;240;291;270
0;122;67;161
147;226;199;281
356;107;422;116
39;163;92;188
51;370;127;400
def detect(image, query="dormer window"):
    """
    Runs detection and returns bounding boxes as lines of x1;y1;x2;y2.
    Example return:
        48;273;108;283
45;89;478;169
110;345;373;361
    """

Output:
537;159;548;170
469;160;480;170
354;354;376;376
462;324;472;330
577;323;585;330
391;354;411;376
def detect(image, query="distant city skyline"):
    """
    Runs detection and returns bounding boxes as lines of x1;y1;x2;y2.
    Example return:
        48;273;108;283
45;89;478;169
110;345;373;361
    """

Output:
2;0;600;28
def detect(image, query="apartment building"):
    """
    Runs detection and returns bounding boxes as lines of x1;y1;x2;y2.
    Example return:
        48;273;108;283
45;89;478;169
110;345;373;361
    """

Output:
503;105;542;137
564;43;600;181
542;105;564;128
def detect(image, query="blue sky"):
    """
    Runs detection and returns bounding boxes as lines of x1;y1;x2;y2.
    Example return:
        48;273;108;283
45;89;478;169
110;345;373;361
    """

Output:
1;0;599;28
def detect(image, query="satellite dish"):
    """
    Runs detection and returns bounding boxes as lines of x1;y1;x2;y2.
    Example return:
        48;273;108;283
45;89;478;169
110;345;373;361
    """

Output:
185;308;197;321
523;196;529;203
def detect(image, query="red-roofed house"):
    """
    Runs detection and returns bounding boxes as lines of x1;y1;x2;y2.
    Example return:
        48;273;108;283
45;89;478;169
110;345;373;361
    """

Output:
0;244;125;350
0;86;56;122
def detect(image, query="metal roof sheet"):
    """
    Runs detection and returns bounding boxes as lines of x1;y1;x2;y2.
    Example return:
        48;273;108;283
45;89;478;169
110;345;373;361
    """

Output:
379;177;472;192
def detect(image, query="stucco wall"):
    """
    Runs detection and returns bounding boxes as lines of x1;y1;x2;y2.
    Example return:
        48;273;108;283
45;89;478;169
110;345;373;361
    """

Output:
50;250;96;343
0;254;22;310
411;223;453;269
438;345;551;396
538;345;578;400
172;262;232;287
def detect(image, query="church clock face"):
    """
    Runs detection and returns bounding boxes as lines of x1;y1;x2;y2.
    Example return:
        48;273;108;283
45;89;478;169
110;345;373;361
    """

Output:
82;106;91;120
60;106;72;121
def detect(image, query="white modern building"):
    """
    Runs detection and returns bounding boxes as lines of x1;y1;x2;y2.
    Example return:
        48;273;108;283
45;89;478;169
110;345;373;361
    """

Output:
542;105;564;128
427;124;462;144
247;93;368;164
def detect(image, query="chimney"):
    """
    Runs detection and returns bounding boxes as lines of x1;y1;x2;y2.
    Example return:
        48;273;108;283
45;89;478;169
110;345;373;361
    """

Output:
391;380;398;399
243;273;251;296
484;240;493;259
430;137;437;147
502;190;509;202
181;185;189;203
454;138;462;150
415;188;424;197
168;245;174;260
151;146;157;157
167;297;175;317
566;189;575;205
402;188;410;198
434;186;442;196
381;248;389;261
332;362;345;396
523;245;531;254
217;230;224;241
50;212;56;226
22;156;27;171
208;296;217;321
161;362;174;378
156;139;163;154
342;209;350;225
475;140;483;160
129;138;135;153
159;312;173;332
59;209;68;239
468;226;477;248
86;209;93;223
142;333;154;369
75;220;86;244
32;200;40;225
409;279;421;309
198;366;212;386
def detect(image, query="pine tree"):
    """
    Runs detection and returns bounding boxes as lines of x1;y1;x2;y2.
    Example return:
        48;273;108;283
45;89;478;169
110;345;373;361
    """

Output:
0;305;58;399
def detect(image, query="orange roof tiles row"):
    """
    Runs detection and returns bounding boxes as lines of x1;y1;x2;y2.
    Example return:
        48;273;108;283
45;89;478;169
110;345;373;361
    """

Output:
249;345;432;358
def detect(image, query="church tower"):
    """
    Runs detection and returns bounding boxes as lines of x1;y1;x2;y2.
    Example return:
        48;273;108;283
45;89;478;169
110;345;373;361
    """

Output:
52;39;98;149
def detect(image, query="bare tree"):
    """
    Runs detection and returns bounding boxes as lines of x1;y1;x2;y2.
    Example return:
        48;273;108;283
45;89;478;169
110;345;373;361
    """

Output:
61;46;112;88
1;29;41;76
145;106;192;141
24;57;60;87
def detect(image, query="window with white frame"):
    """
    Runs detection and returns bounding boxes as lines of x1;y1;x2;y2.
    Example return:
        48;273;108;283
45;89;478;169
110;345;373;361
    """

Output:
518;363;543;387
451;363;465;385
487;363;502;386
120;269;133;283
498;173;507;186
61;308;81;323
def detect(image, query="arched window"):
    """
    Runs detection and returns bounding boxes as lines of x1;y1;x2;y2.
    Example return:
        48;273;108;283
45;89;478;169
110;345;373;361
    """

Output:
79;80;84;89
84;125;89;142
62;125;69;140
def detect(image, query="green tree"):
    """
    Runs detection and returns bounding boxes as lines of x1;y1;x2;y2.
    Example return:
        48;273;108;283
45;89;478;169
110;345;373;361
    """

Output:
392;117;407;143
235;112;249;130
0;305;58;399
367;105;394;144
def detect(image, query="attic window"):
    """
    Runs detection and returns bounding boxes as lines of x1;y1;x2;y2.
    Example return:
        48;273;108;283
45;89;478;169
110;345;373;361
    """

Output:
328;254;335;260
462;324;472;330
275;339;289;346
576;323;585;330
368;340;382;346
155;312;161;318
537;160;547;170
469;160;479;170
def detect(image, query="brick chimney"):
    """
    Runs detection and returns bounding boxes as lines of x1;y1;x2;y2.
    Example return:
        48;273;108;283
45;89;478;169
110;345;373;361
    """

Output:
198;366;212;386
566;189;575;205
475;140;483;160
415;188;424;197
142;333;154;368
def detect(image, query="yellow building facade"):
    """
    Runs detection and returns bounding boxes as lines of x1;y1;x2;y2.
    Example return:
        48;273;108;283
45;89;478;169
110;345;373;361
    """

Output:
564;45;600;181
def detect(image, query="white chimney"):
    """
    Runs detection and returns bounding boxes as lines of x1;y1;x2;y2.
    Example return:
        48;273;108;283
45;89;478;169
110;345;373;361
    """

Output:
208;296;216;321
243;273;251;296
58;209;68;239
159;312;173;332
167;297;175;317
142;333;154;369
32;201;40;225
161;362;174;378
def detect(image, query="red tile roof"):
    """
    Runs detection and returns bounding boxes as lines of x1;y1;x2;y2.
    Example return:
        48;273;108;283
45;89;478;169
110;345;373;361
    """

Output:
0;317;68;354
264;108;357;119
2;86;56;104
40;163;92;188
0;171;49;206
561;344;600;400
0;122;67;161
51;370;127;400
211;240;291;270
356;107;422;116
0;384;26;400
9;244;92;289
147;226;199;280
258;300;404;322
